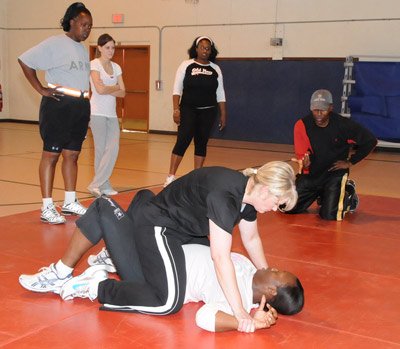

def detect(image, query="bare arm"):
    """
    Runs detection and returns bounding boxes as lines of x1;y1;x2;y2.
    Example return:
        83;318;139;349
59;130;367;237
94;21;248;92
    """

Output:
18;59;58;99
209;219;255;332
238;219;268;269
218;101;226;130
109;74;126;98
172;94;181;125
90;70;120;95
215;296;277;332
196;296;278;332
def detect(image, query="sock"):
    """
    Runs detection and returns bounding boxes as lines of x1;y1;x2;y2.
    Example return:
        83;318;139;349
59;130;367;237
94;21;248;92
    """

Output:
64;191;76;205
55;260;74;278
42;198;53;208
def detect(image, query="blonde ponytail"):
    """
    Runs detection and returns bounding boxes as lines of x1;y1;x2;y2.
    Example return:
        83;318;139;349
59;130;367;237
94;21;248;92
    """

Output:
242;161;297;211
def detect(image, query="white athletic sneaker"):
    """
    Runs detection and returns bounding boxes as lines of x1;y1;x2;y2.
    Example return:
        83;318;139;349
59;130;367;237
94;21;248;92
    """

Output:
61;200;87;216
163;175;176;188
60;265;108;301
87;187;102;198
102;188;118;196
87;247;117;273
19;263;72;294
41;204;66;224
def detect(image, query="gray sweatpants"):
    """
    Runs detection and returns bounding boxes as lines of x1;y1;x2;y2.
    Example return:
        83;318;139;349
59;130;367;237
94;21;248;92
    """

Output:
88;115;120;190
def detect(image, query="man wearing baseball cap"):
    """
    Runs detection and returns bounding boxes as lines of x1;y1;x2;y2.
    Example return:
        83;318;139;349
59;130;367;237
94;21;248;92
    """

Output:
286;89;377;220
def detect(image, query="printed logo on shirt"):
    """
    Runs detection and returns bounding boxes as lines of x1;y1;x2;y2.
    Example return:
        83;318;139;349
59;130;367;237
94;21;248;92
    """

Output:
191;67;213;76
69;61;90;71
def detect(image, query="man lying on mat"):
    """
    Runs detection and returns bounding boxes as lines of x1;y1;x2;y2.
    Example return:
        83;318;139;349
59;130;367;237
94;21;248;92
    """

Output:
19;163;303;332
20;242;303;333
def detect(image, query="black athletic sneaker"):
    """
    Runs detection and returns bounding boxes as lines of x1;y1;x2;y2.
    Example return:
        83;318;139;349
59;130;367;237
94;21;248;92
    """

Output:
346;179;359;212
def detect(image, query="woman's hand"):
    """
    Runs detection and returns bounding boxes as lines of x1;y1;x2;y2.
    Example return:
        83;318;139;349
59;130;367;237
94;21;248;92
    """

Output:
219;114;226;131
173;109;181;125
39;86;63;101
235;310;256;333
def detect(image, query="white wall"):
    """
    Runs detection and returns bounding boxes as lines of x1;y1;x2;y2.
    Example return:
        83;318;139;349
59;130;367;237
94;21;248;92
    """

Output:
2;0;400;130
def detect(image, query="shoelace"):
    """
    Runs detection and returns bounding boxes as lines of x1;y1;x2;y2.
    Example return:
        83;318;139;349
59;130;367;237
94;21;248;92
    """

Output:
94;251;111;265
43;205;61;216
36;266;58;285
96;250;108;261
65;201;86;214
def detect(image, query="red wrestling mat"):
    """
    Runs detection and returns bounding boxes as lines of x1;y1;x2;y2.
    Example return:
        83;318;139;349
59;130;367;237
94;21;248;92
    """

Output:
0;192;399;348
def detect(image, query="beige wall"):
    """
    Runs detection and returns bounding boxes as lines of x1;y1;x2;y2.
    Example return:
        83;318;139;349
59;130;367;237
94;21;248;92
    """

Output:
2;0;400;130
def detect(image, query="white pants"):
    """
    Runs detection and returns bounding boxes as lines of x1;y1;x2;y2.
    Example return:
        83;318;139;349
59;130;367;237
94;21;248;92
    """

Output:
88;115;120;190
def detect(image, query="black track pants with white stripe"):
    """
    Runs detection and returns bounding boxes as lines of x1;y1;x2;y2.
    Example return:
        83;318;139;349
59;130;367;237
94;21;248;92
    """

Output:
286;171;351;221
76;192;187;315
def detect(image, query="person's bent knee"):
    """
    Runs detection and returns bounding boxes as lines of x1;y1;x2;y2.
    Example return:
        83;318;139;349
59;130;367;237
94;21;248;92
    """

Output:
319;209;340;221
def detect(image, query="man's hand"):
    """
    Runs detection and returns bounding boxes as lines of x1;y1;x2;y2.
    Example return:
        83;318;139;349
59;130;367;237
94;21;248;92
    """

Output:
329;160;351;171
253;295;278;330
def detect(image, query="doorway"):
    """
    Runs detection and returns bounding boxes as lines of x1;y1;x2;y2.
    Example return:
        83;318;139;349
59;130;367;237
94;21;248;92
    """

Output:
90;45;150;132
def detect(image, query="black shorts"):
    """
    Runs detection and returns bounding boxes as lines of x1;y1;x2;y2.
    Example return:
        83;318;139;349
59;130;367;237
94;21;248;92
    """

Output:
39;95;90;153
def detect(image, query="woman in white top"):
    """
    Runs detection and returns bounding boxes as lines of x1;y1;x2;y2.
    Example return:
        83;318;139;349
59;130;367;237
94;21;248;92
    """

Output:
88;33;125;197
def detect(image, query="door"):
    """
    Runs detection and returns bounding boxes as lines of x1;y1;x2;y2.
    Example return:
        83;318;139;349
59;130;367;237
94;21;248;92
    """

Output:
90;45;150;132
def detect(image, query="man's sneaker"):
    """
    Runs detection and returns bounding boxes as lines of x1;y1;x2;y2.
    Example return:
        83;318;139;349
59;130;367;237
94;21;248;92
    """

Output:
60;265;108;301
346;179;359;212
41;204;66;224
163;175;176;188
61;200;87;216
87;247;117;273
19;263;72;294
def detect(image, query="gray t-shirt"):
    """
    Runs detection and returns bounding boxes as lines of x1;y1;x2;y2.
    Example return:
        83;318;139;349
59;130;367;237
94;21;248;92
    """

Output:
19;34;90;91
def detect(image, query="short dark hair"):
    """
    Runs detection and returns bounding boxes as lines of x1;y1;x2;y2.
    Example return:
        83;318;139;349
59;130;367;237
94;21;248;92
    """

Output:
268;278;304;315
60;2;92;32
187;36;219;63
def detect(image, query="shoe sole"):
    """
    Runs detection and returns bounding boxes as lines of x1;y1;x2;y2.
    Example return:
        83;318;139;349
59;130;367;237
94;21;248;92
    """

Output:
19;276;68;294
349;194;359;213
102;192;118;196
88;189;102;198
40;217;66;224
61;209;87;216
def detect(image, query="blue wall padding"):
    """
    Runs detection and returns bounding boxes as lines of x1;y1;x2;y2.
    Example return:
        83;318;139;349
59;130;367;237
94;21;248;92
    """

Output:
210;59;344;144
348;62;400;142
